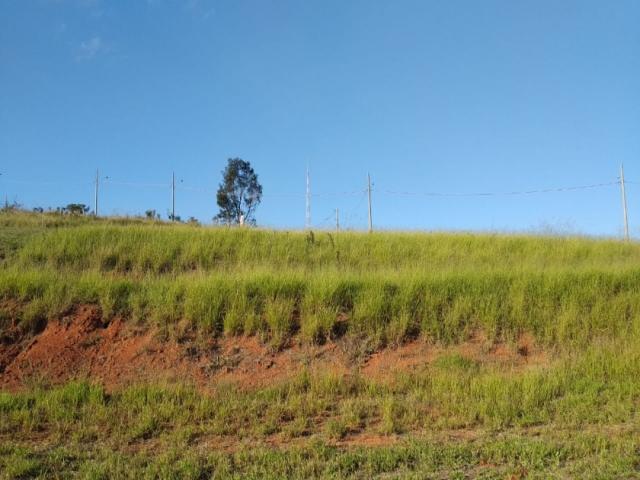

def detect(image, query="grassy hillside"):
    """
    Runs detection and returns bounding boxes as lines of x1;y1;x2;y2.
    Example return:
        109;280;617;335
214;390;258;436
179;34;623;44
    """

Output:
11;221;640;274
1;211;640;348
2;345;639;478
1;211;640;478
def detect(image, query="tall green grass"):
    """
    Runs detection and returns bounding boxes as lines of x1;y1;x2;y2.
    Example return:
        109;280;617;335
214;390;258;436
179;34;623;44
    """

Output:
11;223;640;274
1;267;639;347
1;210;640;346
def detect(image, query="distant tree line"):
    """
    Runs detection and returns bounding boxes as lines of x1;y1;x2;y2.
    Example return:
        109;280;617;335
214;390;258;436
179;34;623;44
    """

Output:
2;157;263;225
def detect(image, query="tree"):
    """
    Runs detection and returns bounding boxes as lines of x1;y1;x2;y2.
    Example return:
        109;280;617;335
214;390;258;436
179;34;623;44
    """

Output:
65;204;90;215
214;158;262;225
145;209;160;220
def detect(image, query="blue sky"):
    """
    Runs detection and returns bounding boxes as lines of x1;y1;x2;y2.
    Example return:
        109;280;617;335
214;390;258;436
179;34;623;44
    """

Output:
1;0;638;236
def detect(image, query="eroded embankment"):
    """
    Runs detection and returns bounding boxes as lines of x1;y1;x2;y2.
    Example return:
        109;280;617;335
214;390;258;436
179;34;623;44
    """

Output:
0;304;546;392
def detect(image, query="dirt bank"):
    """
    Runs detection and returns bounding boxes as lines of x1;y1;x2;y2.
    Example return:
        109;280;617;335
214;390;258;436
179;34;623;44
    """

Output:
0;305;545;392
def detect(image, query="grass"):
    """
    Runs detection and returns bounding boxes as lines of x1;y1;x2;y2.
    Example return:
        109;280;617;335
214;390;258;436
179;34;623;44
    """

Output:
2;432;637;479
1;338;639;477
11;220;640;274
1;210;640;478
1;267;639;348
1;210;640;347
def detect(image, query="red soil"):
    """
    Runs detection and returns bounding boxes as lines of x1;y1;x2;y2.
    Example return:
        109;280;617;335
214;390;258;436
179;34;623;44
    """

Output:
0;305;546;392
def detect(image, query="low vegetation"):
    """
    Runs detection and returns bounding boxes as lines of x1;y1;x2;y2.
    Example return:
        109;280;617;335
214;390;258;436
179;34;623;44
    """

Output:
1;339;639;478
2;211;640;348
1;210;639;478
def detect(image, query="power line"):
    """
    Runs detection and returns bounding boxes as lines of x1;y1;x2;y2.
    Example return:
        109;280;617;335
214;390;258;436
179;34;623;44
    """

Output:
1;170;633;239
178;184;304;198
380;181;620;197
103;179;169;188
0;173;625;198
177;183;366;198
2;178;92;187
311;190;367;197
315;211;335;229
339;191;368;230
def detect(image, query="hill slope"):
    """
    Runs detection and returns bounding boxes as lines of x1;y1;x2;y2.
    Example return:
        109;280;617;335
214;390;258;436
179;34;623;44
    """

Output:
1;211;639;478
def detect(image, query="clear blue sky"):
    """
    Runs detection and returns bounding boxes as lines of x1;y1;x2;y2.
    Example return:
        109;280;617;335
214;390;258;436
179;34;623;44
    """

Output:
1;0;638;236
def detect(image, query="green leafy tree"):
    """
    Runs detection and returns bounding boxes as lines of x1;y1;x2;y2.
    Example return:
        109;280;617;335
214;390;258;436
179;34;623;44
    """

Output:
65;204;90;215
145;209;160;220
214;158;262;225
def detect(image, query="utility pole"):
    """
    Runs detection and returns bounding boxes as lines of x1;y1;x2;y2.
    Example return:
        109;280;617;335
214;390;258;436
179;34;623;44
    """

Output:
305;167;311;229
94;169;99;217
335;207;340;234
367;173;373;233
0;173;6;210
171;171;176;222
620;164;630;241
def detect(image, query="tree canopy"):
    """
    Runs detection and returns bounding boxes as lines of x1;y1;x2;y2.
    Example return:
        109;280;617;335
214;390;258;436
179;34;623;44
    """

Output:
214;158;262;225
64;204;90;215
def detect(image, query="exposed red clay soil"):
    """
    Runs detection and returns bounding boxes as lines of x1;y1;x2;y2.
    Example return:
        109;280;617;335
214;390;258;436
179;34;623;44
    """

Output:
0;305;547;392
362;330;546;380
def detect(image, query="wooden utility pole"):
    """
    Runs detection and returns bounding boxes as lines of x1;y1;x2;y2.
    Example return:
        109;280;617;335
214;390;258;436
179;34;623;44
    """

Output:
305;167;311;229
367;173;373;233
335;207;340;234
94;169;99;217
620;164;629;241
0;172;6;210
171;171;176;222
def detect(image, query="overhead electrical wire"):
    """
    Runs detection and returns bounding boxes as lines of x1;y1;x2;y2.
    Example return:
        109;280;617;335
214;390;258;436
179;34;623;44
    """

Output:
379;181;620;197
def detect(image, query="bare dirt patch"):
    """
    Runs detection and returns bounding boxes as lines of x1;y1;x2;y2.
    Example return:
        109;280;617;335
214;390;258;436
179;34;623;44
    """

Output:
0;305;351;392
0;306;547;392
362;330;547;381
